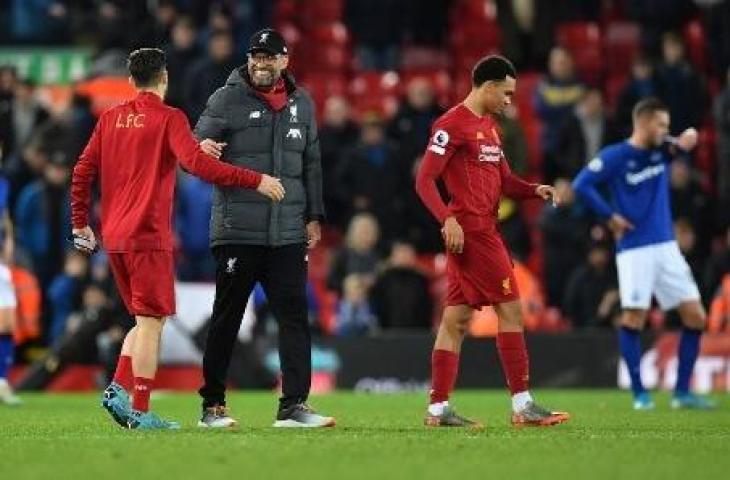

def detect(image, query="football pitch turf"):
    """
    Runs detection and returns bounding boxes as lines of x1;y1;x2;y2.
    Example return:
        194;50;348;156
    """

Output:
1;390;728;480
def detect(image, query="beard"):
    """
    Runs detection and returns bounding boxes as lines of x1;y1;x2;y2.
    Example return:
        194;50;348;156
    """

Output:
249;66;279;89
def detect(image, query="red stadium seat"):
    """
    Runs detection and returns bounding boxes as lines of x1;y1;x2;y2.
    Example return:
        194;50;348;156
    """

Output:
683;20;708;73
556;22;604;85
604;73;628;115
303;22;349;46
513;71;541;118
400;69;452;107
348;71;401;119
274;0;298;24
301;0;344;24
696;125;717;192
604;21;640;77
298;73;348;119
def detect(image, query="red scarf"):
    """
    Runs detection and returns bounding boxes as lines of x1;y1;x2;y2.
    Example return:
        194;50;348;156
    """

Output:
254;78;288;111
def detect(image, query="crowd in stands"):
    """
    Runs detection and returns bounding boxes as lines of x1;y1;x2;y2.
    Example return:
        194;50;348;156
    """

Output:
2;0;730;350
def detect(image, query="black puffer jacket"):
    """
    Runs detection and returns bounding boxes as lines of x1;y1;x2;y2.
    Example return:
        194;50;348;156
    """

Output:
194;67;324;247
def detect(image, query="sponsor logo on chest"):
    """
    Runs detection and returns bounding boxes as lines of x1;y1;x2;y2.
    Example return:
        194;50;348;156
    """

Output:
478;144;502;163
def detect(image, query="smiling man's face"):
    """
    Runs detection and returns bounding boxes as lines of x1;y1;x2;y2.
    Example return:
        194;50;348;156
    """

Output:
248;52;289;89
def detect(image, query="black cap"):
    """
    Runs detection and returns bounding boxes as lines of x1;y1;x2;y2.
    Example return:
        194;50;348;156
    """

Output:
248;29;288;56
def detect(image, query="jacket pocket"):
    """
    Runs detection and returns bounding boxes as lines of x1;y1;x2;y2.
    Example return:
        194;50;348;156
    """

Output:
229;115;272;154
282;122;307;153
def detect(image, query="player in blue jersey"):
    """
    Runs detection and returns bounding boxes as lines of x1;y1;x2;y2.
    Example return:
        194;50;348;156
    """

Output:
0;173;20;406
573;98;715;410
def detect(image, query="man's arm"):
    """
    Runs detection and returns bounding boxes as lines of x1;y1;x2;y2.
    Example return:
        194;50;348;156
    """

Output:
169;110;261;189
572;156;617;219
71;117;103;229
499;157;540;199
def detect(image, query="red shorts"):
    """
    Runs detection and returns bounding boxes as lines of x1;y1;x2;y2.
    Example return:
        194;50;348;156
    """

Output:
446;230;519;308
108;251;176;317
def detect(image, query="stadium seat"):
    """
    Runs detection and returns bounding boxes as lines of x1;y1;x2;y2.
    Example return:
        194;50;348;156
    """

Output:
604;21;640;77
683;19;708;73
301;0;344;24
303;22;349;47
604;73;628;115
696;125;717;192
556;22;604;85
400;69;452;107
513;71;542;118
348;71;401;118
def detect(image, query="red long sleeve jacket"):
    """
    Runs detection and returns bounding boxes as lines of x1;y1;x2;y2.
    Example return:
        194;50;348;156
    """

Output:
71;92;262;252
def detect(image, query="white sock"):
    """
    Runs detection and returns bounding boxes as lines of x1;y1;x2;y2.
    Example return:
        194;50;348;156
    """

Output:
512;391;533;413
428;401;449;416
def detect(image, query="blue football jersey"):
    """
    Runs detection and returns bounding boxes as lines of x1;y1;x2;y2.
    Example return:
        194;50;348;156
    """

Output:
572;141;674;252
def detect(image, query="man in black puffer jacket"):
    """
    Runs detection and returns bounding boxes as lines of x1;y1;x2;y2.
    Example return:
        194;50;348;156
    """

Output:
194;28;333;429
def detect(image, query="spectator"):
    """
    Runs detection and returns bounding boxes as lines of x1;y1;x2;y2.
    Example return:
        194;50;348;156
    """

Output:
370;241;433;330
399;156;443;253
551;88;620;182
563;229;619;328
334;274;378;337
345;0;404;71
175;172;214;281
327;213;382;295
164;15;202;114
47;250;88;342
708;273;730;333
656;32;708;135
616;57;663;136
319;95;360;229
534;47;585;181
333;113;406;240
669;161;712;253
496;104;529;176
539;179;592;307
9;0;70;44
498;198;532;263
0;78;49;200
14;155;72;286
183;29;238;121
702;226;730;302
713;67;730;227
628;0;697;58
388;77;445;168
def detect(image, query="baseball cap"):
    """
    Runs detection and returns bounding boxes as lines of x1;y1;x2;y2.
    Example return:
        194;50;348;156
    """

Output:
248;28;288;56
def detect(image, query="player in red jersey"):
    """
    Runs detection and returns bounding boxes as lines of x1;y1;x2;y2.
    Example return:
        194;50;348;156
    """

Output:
415;55;570;427
70;48;284;429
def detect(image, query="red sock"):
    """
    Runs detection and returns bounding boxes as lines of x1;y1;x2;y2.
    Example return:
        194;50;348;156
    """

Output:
496;332;530;395
112;355;133;392
430;349;459;404
132;377;154;412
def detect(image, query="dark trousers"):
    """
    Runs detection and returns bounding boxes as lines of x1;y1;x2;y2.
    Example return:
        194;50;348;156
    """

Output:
199;243;311;410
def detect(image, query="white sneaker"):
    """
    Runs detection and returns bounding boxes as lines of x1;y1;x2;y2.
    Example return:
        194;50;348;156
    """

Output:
197;405;238;428
0;378;22;406
273;403;336;428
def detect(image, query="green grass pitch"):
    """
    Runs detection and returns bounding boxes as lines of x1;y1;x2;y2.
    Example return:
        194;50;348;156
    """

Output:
1;390;728;480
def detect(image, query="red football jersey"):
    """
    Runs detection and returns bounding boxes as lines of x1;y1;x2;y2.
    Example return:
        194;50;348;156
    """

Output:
71;92;262;252
415;104;538;232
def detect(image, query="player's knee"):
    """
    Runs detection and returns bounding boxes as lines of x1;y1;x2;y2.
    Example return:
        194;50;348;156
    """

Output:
680;303;706;330
620;310;646;330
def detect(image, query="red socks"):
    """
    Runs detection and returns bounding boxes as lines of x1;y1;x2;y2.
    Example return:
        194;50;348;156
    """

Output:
430;349;459;404
496;332;530;395
132;377;154;412
112;355;133;392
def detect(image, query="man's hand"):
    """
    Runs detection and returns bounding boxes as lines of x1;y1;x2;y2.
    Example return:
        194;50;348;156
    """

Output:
536;184;561;206
199;139;227;159
607;213;634;240
306;221;321;249
442;216;464;254
677;127;698;152
71;226;97;254
257;174;285;202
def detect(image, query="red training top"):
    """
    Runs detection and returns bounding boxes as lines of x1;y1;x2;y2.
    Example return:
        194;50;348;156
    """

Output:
71;91;263;252
415;104;538;233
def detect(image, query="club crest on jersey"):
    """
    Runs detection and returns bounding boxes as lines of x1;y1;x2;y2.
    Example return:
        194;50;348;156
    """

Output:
476;131;485;140
588;157;603;172
650;152;663;163
289;105;298;122
428;129;450;155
